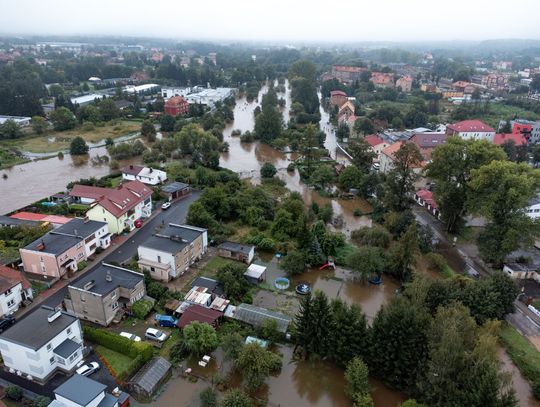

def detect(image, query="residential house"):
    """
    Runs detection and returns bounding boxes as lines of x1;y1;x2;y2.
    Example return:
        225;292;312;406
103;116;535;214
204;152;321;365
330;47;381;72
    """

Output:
331;65;367;84
493;133;528;147
414;189;440;219
482;73;508;90
329;90;348;107
51;374;129;407
370;72;394;88
503;263;540;283
64;263;145;326
507;119;540;144
70;181;153;234
409;132;448;161
138;224;208;281
121;165;167;185
420;83;437;93
396;75;413;92
20;218;110;279
337;101;355;121
0;306;83;382
364;135;390;163
164;96;189;117
177;304;222;329
446;120;496;142
379;141;425;174
161;182;190;202
217;241;255;264
338;114;357;129
0;266;33;316
526;196;540;220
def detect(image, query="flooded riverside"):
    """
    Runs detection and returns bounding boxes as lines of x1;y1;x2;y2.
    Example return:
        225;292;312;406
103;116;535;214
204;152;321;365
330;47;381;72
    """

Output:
498;346;540;407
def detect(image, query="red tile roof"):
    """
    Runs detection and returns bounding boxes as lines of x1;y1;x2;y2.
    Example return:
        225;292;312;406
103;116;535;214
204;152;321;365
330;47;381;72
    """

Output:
42;215;71;225
0;266;31;293
71;181;152;218
447;120;495;133
177;305;222;328
10;212;45;221
493;133;527;146
382;142;426;168
416;189;438;209
330;90;347;97
333;65;367;73
365;135;385;147
121;165;144;176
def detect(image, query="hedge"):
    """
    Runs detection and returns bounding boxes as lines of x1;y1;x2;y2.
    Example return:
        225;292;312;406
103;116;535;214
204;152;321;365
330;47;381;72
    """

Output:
83;326;153;362
132;299;153;319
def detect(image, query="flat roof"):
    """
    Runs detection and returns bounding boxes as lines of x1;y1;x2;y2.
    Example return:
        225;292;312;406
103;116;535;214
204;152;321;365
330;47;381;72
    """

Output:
244;264;266;279
0;306;78;350
53;338;80;358
70;94;106;105
230;303;291;333
70;263;143;296
54;374;106;406
161;182;189;193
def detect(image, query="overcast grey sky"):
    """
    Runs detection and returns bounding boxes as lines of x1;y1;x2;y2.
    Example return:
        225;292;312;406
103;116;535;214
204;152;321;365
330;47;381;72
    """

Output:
2;0;539;43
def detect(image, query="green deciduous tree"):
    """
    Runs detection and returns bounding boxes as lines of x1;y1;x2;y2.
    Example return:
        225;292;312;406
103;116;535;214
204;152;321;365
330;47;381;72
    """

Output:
260;162;277;178
280;250;306;276
216;263;250;303
348;138;377;173
183;321;219;357
345;357;370;398
50;107;77;131
383;142;423;212
70;136;89;155
220;389;251;407
31;116;48;134
235;343;282;391
354;117;375;136
425;137;506;232
346;246;387;281
467;160;540;266
141;120;156;141
389;223;418;282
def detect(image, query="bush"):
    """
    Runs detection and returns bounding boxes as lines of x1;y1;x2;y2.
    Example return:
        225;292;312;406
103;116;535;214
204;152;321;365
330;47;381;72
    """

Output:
170;338;189;365
220;389;251;407
351;227;392;248
83;326;153;362
132;299;153;319
353;208;362;217
425;252;447;273
199;387;218;407
77;260;88;271
6;385;23;401
533;379;540;400
260;162;277;178
33;396;52;407
280;250;306;276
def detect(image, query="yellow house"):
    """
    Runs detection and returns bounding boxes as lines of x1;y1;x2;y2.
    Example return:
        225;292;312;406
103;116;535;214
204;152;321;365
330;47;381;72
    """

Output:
70;181;153;235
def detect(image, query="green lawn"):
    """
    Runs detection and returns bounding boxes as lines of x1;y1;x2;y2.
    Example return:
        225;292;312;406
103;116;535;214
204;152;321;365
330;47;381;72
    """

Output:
199;256;235;279
499;322;540;386
533;300;540;310
0;147;29;170
159;330;181;359
30;280;49;296
0;120;141;153
95;345;133;377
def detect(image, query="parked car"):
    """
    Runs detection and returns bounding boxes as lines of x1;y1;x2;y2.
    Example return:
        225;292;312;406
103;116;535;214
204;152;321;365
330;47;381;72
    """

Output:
0;315;16;333
76;361;100;377
145;327;168;342
120;331;141;342
161;201;172;210
134;219;143;228
154;314;178;328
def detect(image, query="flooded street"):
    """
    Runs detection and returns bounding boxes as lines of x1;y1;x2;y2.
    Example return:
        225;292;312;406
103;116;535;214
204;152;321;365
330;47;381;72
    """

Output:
498;346;540;407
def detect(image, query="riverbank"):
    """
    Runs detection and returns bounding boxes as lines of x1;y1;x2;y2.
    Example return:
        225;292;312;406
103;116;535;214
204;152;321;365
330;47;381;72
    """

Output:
0;119;141;154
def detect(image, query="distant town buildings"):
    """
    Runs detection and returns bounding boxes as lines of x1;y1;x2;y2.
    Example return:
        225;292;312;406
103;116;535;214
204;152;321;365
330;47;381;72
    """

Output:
164;96;189;116
329;65;368;85
0;115;31;126
396;75;413;92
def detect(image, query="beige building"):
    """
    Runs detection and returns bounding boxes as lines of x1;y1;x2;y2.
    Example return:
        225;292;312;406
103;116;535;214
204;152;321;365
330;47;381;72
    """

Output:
64;263;145;326
138;224;208;282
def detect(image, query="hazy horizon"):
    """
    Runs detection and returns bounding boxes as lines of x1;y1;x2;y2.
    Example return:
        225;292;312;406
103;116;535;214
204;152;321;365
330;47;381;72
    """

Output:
2;0;540;43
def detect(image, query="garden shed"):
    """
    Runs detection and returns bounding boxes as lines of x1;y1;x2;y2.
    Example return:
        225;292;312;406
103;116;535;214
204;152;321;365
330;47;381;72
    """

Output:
227;303;291;333
127;357;171;400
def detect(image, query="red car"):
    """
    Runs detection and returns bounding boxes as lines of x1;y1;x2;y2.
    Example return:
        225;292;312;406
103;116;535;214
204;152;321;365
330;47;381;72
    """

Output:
134;219;143;228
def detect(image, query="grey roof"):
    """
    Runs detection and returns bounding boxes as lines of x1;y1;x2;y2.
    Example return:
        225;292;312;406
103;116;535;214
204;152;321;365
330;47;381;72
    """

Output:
53;338;81;358
528;195;540;206
139;224;204;254
54;374;106;406
55;218;107;238
218;241;254;255
23;232;82;256
161;182;189;194
0;306;78;350
97;394;118;407
0;216;40;227
231;303;291;333
128;357;171;394
189;276;223;296
70;263;143;296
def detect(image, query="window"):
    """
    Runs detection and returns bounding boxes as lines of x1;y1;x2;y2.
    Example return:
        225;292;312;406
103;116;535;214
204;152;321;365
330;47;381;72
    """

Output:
80;294;86;302
157;256;161;263
4;288;12;296
111;291;117;300
47;343;52;351
67;327;72;335
50;357;55;364
112;302;119;310
7;299;15;308
150;267;155;272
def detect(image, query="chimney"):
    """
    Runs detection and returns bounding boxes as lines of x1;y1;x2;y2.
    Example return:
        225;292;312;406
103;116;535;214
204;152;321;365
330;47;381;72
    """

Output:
106;270;112;282
83;216;89;223
47;309;62;323
129;165;133;169
37;239;45;251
